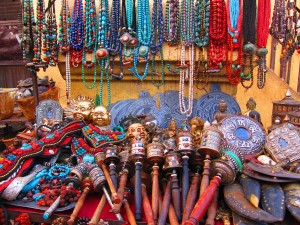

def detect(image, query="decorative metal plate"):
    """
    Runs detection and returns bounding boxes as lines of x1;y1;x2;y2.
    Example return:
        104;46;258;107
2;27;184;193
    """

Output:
219;115;266;156
192;84;241;123
36;100;63;127
265;122;300;164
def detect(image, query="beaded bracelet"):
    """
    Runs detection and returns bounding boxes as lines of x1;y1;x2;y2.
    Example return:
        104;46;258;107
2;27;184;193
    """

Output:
48;165;70;179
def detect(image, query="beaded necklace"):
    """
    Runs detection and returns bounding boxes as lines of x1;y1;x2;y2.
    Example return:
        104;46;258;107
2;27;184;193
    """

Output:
33;0;45;63
82;0;97;89
240;0;256;89
208;0;227;71
22;0;35;62
226;0;243;85
150;0;165;88
128;0;152;80
70;0;84;67
270;0;286;40
256;0;271;89
178;0;195;117
58;0;71;105
194;0;210;89
296;16;300;53
108;0;124;79
43;1;58;66
279;0;297;81
96;0;111;106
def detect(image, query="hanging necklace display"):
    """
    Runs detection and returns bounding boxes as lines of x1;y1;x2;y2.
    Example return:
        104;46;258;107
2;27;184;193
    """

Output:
178;0;195;117
107;0;123;79
120;0;138;66
42;0;58;66
96;0;111;106
128;0;151;81
150;0;165;88
279;0;297;81
240;0;256;89
208;0;227;72
194;0;210;89
256;0;271;89
296;15;300;53
81;0;97;90
164;0;180;73
33;0;45;63
22;0;35;62
58;0;71;104
226;0;243;85
70;0;84;67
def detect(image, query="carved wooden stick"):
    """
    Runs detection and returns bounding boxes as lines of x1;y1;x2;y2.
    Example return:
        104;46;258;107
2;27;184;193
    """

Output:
185;175;222;225
109;163;118;189
111;169;128;214
68;186;91;225
88;194;106;225
168;203;180;225
151;165;160;222
135;161;143;221
182;155;190;210
182;173;201;224
171;170;181;221
142;184;155;225
205;187;219;225
157;179;171;225
124;200;137;225
200;155;211;197
95;153;121;204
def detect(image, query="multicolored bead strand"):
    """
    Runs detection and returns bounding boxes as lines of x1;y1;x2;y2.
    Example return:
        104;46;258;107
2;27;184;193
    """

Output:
150;0;165;88
256;0;271;89
70;0;84;66
42;1;58;65
33;0;45;63
208;0;227;71
128;0;152;80
82;0;97;89
22;0;35;62
96;0;111;106
225;0;243;85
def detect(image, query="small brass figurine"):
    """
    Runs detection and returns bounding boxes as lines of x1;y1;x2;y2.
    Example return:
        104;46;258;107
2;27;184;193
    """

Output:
213;99;230;123
244;97;262;125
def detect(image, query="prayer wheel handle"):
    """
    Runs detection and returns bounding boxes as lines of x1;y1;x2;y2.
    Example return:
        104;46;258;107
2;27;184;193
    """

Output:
184;174;222;225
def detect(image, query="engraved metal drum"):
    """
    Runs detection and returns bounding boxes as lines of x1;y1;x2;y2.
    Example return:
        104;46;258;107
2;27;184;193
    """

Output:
198;126;223;158
117;150;134;176
177;131;195;156
144;138;165;172
219;115;266;157
104;144;120;165
163;151;182;173
89;166;106;192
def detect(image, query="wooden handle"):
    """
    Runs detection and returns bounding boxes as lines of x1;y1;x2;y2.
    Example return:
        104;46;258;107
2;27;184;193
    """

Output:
158;179;171;225
141;184;155;225
111;169;128;214
151;165;160;222
182;173;201;224
168;203;180;225
182;155;190;210
68;186;90;225
205;187;219;225
135;162;143;221
185;175;222;225
109;163;118;190
100;163;121;204
200;155;211;197
88;194;106;225
124;201;137;225
171;171;182;221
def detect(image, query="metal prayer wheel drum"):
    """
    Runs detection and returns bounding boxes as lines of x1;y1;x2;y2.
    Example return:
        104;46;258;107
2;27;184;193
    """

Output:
94;152;106;165
210;159;236;185
177;131;195;156
66;163;88;186
288;108;300;128
130;136;146;163
272;89;300;126
144;137;165;172
163;151;182;174
89;166;106;192
104;144;120;165
198;125;223;158
117;150;134;176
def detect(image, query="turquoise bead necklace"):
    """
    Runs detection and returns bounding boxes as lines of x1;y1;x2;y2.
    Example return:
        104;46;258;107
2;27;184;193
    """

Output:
33;0;45;63
22;0;35;62
96;0;111;106
82;0;97;89
128;0;152;81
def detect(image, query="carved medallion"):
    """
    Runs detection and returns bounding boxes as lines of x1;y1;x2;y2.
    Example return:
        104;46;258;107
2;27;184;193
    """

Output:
35;100;63;127
219;115;266;156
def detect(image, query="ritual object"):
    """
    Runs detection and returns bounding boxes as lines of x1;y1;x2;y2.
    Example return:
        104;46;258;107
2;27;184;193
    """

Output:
144;137;165;221
104;144;120;189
